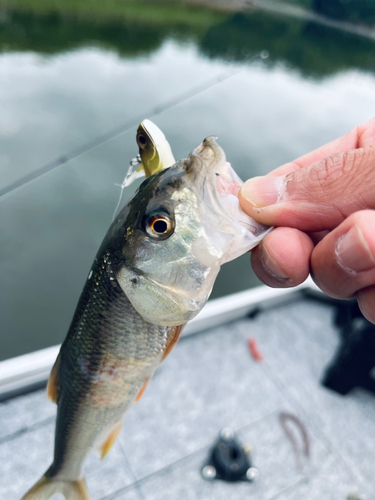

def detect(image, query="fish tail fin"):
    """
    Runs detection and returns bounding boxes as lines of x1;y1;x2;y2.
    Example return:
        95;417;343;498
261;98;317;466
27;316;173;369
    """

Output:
21;474;89;500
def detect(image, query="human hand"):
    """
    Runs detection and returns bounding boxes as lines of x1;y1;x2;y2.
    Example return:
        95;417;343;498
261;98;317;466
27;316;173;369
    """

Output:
239;119;375;323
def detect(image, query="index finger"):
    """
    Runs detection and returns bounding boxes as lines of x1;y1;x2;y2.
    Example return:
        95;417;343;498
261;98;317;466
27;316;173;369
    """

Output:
268;118;375;177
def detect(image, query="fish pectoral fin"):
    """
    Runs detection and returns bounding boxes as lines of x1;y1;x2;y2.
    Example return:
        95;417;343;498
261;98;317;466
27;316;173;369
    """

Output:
135;377;150;403
131;326;183;412
100;420;123;460
21;474;89;500
47;352;61;404
161;324;184;362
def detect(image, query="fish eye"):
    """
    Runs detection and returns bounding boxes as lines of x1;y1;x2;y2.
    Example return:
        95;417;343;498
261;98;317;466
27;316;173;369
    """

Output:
137;134;147;149
145;213;174;239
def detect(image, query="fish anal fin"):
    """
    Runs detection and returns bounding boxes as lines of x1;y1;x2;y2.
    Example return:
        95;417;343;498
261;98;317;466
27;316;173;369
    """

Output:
161;325;184;362
21;474;89;500
135;377;150;403
47;352;61;404
100;420;123;460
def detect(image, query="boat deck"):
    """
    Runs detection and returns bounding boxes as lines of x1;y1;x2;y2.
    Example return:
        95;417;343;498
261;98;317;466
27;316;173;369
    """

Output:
1;296;374;500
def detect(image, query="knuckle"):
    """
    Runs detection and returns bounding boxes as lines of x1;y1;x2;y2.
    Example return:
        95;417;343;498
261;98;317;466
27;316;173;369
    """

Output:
297;147;375;212
356;118;375;147
300;153;353;207
309;154;347;193
308;148;367;190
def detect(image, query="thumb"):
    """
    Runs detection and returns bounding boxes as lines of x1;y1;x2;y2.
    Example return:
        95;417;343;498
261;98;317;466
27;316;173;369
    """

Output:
239;146;375;232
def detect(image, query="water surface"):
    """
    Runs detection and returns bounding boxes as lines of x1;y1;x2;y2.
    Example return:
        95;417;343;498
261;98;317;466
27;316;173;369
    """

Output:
1;2;375;359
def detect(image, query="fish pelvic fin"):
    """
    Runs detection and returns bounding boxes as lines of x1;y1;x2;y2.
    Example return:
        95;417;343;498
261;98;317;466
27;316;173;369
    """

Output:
47;352;61;404
21;474;89;500
100;420;123;460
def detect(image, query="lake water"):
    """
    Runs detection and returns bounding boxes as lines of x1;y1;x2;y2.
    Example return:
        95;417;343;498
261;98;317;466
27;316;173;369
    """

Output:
1;2;375;359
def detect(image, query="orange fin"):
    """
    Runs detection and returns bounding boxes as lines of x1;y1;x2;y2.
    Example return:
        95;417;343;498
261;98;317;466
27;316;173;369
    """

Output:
135;377;150;403
21;474;89;500
135;377;151;403
161;324;184;362
47;352;61;403
100;420;122;460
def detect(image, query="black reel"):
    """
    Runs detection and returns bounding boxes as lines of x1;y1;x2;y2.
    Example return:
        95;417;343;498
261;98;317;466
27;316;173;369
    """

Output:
201;428;259;482
302;289;375;396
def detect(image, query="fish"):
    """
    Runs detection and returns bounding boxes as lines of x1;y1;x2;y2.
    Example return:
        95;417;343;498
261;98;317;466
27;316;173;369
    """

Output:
22;136;271;500
113;119;175;219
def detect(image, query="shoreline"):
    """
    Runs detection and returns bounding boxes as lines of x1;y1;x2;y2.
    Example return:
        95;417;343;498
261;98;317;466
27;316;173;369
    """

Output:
191;0;375;41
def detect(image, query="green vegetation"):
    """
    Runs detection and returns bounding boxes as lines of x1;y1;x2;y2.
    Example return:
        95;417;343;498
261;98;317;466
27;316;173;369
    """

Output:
272;0;375;24
272;0;311;7
0;0;225;56
9;0;375;26
200;11;375;78
312;0;375;24
1;1;375;80
6;0;225;30
0;10;166;56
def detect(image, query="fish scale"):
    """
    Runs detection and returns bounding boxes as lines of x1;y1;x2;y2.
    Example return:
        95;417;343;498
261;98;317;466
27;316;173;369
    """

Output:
46;247;172;484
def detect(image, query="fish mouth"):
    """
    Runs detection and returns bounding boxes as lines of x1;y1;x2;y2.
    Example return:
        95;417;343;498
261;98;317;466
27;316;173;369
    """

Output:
186;136;272;264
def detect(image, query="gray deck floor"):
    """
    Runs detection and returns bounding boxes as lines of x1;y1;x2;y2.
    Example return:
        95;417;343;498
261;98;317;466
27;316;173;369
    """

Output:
1;298;374;500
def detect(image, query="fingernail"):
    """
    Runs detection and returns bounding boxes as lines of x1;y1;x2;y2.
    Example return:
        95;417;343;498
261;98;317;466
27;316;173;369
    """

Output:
262;245;289;280
336;225;375;274
241;176;285;208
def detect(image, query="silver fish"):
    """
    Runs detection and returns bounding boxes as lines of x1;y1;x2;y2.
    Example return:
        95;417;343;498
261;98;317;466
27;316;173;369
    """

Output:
22;137;271;500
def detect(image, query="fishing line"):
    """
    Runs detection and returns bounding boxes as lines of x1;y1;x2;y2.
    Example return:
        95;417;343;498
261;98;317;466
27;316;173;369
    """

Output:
0;51;269;201
112;154;142;221
0;72;237;201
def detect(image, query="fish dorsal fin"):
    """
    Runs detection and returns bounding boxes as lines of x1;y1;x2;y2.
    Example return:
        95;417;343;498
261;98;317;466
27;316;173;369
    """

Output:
100;420;123;460
47;352;61;404
161;325;184;362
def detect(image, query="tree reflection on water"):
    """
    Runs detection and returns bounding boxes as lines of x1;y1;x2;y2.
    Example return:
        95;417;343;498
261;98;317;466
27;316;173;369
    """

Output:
200;11;375;78
1;3;375;79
